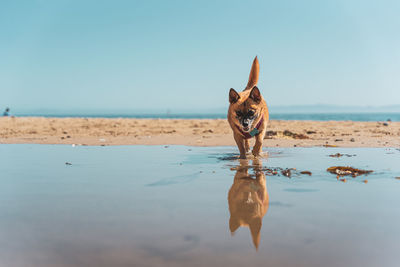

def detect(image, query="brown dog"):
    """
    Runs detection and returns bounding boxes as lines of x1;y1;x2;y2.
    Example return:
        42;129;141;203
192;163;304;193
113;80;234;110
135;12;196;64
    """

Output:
227;56;269;159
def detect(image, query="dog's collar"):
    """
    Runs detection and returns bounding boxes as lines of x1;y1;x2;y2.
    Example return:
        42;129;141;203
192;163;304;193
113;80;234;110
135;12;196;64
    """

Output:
236;115;264;139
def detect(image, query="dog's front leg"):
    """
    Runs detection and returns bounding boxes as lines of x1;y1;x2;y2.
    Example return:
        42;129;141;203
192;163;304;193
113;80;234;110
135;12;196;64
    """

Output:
234;133;247;159
252;132;265;157
244;139;250;153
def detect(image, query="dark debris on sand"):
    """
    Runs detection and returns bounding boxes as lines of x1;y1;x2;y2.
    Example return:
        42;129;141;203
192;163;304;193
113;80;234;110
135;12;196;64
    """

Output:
281;169;292;177
263;167;312;178
264;130;309;139
264;130;277;139
283;130;309;139
329;153;356;158
327;166;373;177
230;165;312;178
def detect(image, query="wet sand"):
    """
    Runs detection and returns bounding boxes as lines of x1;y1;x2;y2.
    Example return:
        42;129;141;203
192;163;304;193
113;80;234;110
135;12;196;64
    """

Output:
1;117;399;147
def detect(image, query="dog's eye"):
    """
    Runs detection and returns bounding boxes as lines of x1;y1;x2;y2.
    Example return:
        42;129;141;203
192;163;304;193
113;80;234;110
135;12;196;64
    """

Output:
236;111;243;117
247;110;255;116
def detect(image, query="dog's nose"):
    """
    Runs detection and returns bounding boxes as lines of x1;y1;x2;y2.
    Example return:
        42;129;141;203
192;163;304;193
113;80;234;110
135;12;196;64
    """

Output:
243;121;249;127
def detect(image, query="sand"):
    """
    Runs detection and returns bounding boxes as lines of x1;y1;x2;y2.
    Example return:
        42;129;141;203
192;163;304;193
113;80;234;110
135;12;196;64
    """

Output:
0;117;399;147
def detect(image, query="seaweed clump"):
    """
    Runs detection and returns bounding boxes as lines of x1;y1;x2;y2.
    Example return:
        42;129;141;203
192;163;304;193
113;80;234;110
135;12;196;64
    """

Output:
283;130;309;139
327;166;373;177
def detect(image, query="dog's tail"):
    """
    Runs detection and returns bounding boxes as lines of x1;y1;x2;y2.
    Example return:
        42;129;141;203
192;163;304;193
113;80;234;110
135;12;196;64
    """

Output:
245;56;259;90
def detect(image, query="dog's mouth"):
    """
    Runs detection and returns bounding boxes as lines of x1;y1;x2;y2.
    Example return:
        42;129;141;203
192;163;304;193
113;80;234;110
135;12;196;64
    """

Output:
242;126;250;132
239;117;255;133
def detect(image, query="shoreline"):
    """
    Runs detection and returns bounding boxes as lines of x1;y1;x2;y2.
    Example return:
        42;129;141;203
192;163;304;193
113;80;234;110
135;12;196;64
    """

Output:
1;117;399;147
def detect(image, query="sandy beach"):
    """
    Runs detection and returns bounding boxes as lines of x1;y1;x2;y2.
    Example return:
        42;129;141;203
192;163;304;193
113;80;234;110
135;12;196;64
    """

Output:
1;117;399;147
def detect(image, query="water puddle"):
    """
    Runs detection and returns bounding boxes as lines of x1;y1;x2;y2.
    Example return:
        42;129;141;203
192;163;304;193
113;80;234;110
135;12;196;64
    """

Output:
0;145;399;267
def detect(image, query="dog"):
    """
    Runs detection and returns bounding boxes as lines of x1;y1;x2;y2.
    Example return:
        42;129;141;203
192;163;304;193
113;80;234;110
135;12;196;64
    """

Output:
228;158;269;249
227;56;269;159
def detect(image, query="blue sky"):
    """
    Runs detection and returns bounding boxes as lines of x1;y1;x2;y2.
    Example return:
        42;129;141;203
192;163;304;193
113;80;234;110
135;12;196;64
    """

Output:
1;0;399;112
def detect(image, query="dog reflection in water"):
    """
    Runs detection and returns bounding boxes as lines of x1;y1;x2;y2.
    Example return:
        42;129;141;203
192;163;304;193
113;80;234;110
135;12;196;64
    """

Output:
228;158;269;250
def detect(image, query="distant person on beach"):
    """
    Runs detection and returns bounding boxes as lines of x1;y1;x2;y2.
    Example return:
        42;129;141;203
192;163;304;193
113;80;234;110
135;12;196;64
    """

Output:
3;107;10;116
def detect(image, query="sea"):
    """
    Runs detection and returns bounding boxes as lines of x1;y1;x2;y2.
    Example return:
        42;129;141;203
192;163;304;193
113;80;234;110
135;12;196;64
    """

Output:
12;112;400;121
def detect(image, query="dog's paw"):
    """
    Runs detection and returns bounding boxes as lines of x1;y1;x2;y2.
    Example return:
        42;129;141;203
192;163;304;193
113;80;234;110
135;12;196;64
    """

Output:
239;154;247;160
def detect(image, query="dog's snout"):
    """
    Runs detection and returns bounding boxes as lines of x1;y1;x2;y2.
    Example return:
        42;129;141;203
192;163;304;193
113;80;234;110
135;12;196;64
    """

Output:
242;120;249;127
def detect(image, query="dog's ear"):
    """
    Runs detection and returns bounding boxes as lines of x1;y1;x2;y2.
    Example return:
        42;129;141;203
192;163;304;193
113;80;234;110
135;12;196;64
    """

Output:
229;216;240;234
229;88;240;104
249;86;261;103
249;217;262;250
